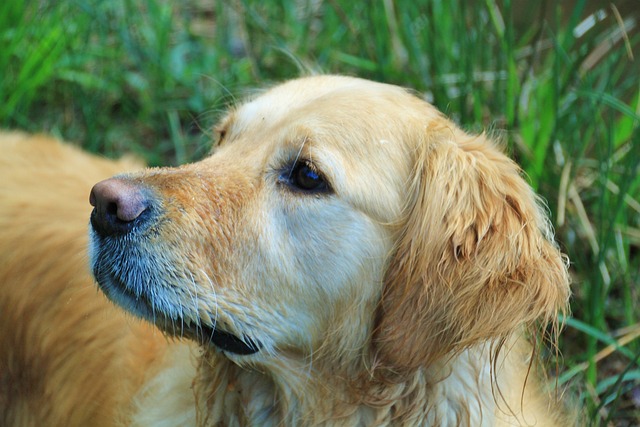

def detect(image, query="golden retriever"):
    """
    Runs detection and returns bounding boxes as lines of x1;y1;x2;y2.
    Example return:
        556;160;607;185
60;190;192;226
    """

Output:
0;76;571;426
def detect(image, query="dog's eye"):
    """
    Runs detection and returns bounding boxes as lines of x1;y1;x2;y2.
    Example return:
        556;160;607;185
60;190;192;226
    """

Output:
282;161;330;193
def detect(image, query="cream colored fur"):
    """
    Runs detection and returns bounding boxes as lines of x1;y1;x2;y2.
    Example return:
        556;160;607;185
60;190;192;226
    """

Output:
0;76;571;426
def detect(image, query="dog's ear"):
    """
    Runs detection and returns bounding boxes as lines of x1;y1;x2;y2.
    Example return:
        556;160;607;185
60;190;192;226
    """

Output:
374;121;570;374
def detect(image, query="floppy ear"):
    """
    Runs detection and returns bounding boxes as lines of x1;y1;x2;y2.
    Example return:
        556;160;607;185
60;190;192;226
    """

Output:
374;121;570;374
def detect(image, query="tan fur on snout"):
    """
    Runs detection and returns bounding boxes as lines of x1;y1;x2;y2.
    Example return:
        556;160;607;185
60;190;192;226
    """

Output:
1;76;572;426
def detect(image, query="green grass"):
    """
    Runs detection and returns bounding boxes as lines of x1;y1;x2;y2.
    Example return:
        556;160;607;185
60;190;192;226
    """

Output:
2;0;639;424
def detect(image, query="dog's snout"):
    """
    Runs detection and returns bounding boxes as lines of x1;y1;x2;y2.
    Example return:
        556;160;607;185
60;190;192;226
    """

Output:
90;178;150;236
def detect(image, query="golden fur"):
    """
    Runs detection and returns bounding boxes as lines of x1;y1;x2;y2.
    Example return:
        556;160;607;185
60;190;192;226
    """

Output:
0;76;571;426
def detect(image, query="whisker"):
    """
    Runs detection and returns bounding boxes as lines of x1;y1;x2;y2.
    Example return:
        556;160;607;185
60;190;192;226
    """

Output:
199;268;219;346
288;137;309;180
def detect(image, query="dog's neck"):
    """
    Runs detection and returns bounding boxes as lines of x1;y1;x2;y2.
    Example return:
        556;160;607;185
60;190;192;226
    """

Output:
189;346;505;426
125;334;559;426
192;349;371;425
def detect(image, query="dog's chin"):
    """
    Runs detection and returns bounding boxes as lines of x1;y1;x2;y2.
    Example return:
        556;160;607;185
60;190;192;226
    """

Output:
91;246;262;356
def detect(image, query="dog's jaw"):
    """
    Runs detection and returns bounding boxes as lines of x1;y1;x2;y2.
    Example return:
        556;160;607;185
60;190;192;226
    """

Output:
89;225;262;356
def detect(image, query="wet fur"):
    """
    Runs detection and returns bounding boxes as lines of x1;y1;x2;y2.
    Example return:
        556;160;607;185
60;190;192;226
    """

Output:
0;76;571;426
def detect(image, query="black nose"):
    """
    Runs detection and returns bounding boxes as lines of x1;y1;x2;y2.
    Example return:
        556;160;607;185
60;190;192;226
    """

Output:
90;178;151;236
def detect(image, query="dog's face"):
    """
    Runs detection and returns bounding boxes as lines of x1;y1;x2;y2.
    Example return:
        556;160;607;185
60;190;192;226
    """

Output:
89;76;569;369
90;76;423;356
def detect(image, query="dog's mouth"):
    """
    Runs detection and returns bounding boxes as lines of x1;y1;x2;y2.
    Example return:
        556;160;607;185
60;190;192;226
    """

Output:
92;258;261;356
199;325;262;355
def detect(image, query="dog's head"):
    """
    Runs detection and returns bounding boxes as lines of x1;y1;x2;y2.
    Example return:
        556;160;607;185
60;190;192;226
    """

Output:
89;76;569;372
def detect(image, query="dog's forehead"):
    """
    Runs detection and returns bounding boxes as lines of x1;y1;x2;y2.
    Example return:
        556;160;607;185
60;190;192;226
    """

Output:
229;76;441;163
234;76;420;130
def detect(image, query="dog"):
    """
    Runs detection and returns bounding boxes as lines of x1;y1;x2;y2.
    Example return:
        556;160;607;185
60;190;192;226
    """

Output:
0;76;571;426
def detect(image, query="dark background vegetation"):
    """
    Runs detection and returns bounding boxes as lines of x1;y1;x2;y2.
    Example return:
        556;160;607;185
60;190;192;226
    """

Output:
1;0;639;424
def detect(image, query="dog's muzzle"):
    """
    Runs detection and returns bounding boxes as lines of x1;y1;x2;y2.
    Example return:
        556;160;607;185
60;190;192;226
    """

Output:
89;177;262;356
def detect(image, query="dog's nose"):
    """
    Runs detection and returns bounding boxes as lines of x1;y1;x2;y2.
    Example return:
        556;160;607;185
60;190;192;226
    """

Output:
90;178;150;236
